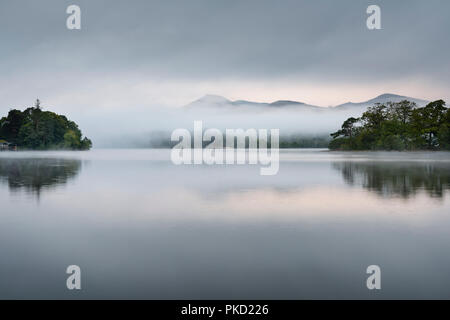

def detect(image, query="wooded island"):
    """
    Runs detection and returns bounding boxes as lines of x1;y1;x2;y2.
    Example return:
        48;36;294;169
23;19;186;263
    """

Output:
329;100;450;150
0;100;92;150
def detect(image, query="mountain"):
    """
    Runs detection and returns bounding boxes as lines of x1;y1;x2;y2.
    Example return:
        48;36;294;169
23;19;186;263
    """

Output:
185;94;320;111
187;94;232;107
185;93;429;113
334;93;429;111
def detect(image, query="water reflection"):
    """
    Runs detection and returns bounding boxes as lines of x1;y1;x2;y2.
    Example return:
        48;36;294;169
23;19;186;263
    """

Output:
0;158;82;197
333;161;450;199
1;150;450;299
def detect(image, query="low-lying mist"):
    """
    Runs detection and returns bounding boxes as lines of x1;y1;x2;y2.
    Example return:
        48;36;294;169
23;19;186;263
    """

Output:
84;104;360;148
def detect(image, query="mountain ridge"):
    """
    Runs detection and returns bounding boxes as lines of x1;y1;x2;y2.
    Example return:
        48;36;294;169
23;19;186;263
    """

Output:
186;93;430;111
334;93;429;110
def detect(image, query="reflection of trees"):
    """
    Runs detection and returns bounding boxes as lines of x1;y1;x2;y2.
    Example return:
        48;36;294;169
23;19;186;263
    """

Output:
333;161;450;199
0;158;82;197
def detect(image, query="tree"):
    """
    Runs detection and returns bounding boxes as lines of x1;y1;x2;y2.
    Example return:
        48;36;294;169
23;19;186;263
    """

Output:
329;100;448;151
361;104;388;131
330;117;360;150
35;99;41;110
437;108;450;149
410;100;446;149
331;117;360;139
0;101;92;150
64;130;81;149
0;109;27;142
388;100;415;125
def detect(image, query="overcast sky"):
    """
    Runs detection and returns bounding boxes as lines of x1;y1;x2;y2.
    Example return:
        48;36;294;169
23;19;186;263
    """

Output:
1;0;449;118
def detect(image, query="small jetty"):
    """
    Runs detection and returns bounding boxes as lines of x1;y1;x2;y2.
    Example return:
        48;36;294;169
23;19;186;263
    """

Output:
0;140;17;151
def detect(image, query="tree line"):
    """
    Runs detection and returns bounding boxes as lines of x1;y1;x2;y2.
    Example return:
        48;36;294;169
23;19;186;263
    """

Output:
329;100;450;150
0;100;92;150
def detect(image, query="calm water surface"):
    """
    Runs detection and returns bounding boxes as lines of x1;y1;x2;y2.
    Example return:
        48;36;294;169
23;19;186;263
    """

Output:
1;149;450;299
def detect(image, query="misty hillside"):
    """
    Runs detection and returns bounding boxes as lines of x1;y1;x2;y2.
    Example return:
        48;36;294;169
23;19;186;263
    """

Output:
334;93;429;111
185;94;321;111
186;93;429;113
91;93;432;148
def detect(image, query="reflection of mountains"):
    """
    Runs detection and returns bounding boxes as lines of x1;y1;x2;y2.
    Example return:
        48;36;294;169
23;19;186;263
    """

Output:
333;161;450;199
0;158;82;196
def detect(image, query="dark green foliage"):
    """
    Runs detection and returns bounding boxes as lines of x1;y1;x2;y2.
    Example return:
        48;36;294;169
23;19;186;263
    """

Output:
0;100;92;150
329;100;449;151
278;135;330;148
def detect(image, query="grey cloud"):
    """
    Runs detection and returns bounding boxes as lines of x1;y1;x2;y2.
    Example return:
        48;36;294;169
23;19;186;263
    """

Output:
2;0;450;146
1;0;449;82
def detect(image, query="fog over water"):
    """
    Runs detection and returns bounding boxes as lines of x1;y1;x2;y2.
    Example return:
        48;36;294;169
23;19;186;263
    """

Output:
1;0;450;300
88;105;352;148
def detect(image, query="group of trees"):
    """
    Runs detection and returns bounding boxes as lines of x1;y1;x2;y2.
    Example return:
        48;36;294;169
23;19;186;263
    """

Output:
329;100;450;150
279;135;330;148
0;100;92;150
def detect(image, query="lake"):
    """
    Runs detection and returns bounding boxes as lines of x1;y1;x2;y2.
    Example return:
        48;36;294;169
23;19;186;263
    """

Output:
1;149;450;299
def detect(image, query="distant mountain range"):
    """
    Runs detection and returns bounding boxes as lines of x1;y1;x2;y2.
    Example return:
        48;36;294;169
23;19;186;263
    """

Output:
333;93;429;111
185;94;318;110
185;93;429;112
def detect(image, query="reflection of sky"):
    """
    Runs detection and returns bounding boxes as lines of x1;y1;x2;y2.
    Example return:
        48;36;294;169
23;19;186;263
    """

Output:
1;150;450;299
1;150;450;220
